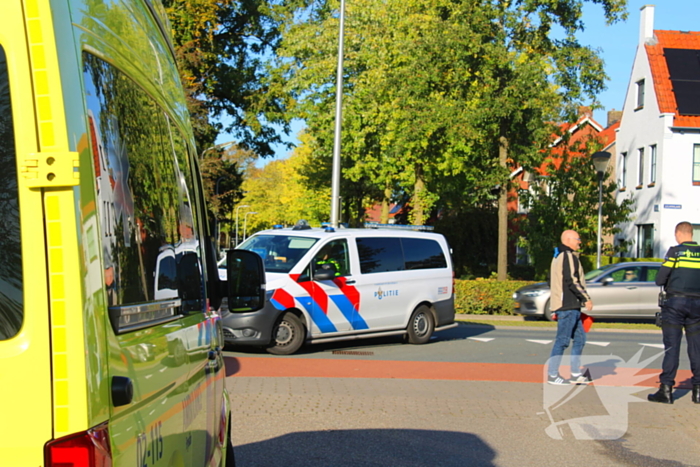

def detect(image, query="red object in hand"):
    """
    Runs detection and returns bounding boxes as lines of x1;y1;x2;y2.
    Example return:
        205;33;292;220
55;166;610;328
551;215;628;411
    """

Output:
581;312;594;332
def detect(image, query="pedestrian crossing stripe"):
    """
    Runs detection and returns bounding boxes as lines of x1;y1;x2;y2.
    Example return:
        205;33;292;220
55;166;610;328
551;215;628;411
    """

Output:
467;337;495;342
526;339;552;345
640;343;665;349
586;341;610;347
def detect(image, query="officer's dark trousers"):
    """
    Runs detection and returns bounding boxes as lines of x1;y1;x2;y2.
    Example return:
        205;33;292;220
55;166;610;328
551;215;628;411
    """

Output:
659;296;700;386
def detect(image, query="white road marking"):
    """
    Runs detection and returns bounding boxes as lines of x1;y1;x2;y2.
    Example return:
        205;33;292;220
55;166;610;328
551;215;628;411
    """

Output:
468;337;495;342
586;341;610;347
640;343;665;349
526;339;553;345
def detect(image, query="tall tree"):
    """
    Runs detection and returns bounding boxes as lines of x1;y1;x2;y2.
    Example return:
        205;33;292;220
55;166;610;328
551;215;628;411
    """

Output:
273;0;627;239
519;142;634;279
163;0;293;155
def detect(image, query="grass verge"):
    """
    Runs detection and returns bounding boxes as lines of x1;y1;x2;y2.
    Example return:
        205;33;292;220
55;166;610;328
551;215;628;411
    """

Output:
457;317;659;331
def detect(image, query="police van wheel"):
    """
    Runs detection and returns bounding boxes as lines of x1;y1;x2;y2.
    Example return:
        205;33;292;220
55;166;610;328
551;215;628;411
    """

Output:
407;305;434;345
267;312;305;355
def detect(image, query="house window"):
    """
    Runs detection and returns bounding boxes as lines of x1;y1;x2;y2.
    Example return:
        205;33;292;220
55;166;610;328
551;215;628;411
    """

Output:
694;144;700;184
637;148;644;187
636;79;645;109
650;145;657;184
620;152;627;188
637;224;654;258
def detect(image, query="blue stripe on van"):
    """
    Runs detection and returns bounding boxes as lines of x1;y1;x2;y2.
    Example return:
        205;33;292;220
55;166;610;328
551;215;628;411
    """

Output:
329;294;368;330
296;296;337;333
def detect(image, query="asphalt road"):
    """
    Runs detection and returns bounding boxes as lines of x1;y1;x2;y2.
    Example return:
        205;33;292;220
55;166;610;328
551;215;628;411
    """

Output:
224;322;700;467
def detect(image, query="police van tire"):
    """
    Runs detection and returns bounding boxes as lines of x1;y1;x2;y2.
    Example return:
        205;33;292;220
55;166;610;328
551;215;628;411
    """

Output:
267;312;305;355
407;305;434;345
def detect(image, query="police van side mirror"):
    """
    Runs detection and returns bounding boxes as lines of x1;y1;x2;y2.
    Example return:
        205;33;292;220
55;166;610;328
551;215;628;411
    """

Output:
313;263;336;281
226;250;266;312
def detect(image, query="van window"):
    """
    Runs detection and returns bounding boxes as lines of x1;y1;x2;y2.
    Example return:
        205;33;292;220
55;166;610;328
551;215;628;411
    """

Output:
238;235;317;273
357;237;404;274
83;53;204;324
402;238;447;270
0;45;23;340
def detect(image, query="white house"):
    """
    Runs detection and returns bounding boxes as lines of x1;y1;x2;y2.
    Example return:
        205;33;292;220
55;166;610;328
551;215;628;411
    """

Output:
615;4;700;258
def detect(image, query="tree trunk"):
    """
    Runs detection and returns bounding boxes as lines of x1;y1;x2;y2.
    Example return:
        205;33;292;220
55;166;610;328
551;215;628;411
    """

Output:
497;136;508;281
413;164;425;226
381;185;391;224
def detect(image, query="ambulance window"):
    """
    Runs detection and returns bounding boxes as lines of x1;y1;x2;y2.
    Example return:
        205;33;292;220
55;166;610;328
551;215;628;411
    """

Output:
357;237;404;274
83;52;204;332
401;238;447;270
0;45;23;340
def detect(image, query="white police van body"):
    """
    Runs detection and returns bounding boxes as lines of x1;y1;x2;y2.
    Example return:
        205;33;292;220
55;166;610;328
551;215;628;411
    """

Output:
221;223;456;354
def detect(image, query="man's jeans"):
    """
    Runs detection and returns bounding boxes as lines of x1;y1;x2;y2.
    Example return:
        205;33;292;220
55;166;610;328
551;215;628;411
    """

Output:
548;309;586;377
659;296;700;386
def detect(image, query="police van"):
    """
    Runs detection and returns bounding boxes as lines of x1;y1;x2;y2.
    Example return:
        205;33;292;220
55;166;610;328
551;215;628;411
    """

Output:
0;1;237;466
221;222;457;355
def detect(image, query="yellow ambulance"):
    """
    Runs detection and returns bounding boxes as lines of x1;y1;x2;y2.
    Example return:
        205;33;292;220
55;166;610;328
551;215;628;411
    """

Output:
0;0;237;465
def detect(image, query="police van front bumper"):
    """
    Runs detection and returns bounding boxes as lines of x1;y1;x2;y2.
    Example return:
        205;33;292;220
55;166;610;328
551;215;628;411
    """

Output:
220;301;279;347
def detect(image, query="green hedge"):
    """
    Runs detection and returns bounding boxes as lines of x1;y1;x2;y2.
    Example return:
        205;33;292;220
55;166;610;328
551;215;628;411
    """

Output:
454;278;537;315
454;256;664;315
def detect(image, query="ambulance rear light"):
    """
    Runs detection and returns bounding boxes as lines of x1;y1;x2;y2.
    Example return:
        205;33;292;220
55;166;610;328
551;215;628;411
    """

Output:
45;422;112;467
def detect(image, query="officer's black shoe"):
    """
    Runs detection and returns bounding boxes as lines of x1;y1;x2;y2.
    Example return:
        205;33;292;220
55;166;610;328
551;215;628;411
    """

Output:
692;385;700;404
647;384;674;404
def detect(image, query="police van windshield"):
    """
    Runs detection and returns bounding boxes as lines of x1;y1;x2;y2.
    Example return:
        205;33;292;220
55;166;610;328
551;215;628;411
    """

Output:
238;235;318;273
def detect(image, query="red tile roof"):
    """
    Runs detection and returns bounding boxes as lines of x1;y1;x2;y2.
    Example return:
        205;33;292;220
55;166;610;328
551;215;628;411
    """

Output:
646;30;700;127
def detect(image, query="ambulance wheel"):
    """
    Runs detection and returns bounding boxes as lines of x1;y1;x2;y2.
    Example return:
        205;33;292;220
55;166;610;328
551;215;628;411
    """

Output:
407;305;434;344
224;412;236;467
267;312;305;355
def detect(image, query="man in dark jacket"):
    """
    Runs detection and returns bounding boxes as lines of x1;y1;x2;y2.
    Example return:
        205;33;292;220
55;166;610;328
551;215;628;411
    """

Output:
648;221;700;404
547;230;593;385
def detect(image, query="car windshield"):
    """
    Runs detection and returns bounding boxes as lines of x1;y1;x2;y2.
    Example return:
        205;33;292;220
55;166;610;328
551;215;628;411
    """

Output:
237;234;318;273
584;264;616;281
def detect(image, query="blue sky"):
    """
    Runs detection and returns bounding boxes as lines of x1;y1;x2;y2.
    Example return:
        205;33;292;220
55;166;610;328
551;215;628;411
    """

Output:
581;1;700;126
221;1;700;160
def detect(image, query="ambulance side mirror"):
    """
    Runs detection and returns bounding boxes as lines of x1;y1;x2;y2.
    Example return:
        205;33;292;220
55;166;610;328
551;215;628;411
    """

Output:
226;250;266;312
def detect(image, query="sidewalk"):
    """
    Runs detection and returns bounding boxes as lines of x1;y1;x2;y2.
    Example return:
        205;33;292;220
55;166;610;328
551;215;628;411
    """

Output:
227;376;700;467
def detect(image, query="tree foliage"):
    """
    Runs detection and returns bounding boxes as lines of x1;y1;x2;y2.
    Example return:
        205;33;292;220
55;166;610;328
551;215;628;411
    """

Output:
519;142;634;279
163;0;292;155
272;0;627;231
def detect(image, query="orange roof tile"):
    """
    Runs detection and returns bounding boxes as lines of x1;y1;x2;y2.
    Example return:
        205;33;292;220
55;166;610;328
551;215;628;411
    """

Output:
646;30;700;127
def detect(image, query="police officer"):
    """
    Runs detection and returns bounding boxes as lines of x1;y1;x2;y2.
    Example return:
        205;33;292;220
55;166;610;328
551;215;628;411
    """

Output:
648;221;700;404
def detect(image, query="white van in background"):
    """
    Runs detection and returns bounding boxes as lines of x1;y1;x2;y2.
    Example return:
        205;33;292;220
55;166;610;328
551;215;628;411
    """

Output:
221;222;457;354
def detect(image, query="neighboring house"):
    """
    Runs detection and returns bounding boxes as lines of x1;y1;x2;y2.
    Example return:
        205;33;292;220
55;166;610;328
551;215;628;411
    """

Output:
615;5;700;258
512;108;619;264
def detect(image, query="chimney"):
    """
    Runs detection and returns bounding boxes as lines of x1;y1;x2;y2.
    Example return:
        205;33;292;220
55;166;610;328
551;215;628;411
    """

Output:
607;109;622;126
640;5;655;45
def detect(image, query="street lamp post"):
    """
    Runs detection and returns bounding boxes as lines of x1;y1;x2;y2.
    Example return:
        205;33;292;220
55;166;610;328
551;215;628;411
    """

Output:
592;151;611;269
234;204;250;248
243;212;258;242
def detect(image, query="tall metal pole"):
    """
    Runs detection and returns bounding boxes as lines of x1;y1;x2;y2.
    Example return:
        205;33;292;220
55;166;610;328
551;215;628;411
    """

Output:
596;172;603;269
234;204;250;248
330;0;346;228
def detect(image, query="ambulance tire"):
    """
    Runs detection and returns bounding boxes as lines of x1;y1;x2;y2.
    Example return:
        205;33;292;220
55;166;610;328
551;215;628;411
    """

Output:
267;312;305;355
224;412;236;467
407;305;434;345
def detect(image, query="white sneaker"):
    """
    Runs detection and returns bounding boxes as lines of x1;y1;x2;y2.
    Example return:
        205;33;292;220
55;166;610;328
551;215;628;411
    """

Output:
570;369;593;385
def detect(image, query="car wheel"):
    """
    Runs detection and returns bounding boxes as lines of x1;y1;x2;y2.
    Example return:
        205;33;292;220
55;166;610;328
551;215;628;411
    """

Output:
406;305;434;345
543;300;554;321
267;312;305;355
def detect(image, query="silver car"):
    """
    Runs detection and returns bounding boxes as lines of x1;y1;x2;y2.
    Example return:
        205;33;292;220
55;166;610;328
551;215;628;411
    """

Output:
512;262;662;320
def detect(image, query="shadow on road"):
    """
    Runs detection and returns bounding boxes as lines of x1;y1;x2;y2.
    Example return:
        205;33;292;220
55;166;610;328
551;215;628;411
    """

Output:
234;428;496;467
